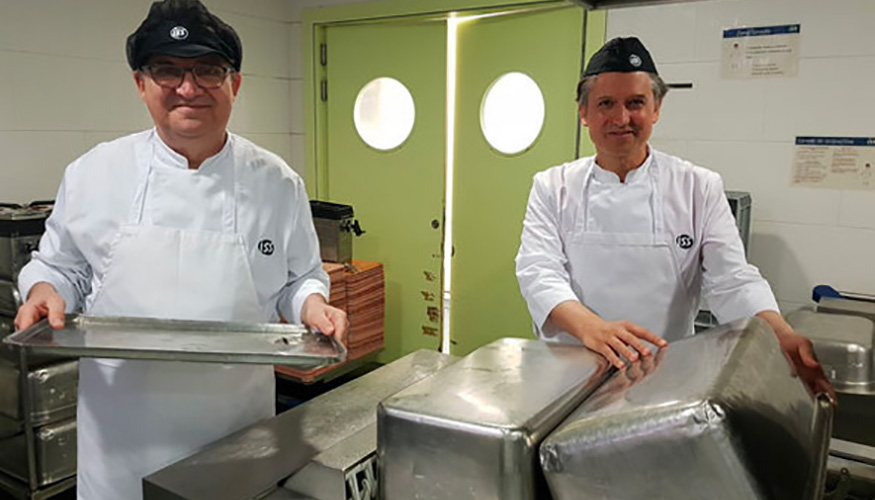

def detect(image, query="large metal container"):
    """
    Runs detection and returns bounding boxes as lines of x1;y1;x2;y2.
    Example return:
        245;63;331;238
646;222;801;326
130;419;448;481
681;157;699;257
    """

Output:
540;318;833;500
0;360;78;426
310;201;360;264
378;338;610;500
0;204;51;282
0;417;76;487
0;280;21;318
787;309;875;448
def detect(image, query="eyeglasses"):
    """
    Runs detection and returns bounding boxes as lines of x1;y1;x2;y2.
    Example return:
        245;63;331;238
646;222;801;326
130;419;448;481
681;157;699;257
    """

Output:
141;63;233;89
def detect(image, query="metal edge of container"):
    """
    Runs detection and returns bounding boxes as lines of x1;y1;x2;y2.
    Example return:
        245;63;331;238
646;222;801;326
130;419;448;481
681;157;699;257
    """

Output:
143;349;458;500
539;318;832;500
377;338;611;500
4;314;347;368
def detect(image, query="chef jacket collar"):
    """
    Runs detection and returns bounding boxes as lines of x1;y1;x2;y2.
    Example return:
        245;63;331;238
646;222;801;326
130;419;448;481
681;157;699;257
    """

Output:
150;128;233;170
592;148;654;185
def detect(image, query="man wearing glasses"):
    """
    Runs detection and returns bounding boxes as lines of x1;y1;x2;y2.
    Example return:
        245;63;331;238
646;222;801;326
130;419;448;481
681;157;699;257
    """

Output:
14;1;346;498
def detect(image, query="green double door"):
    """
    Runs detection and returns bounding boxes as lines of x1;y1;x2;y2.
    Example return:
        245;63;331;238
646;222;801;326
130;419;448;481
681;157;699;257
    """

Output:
321;5;600;360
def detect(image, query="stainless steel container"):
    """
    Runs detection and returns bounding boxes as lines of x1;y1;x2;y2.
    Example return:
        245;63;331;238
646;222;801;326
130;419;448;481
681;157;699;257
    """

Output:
0;417;76;487
378;338;610;500
0;316;12;338
818;296;875;324
0;360;78;426
310;201;362;264
787;309;875;448
0;280;21;317
0;204;51;282
540;318;833;500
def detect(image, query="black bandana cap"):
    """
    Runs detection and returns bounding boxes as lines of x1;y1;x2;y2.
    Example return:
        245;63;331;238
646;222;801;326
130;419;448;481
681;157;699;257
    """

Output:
583;37;657;77
126;0;242;72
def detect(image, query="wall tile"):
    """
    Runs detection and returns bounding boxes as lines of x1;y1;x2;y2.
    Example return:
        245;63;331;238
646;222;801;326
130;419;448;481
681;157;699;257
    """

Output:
606;2;697;64
205;0;293;23
220;11;291;79
229;76;292;134
685;140;841;226
648;138;688;159
0;131;87;203
289;23;303;79
291;133;307;180
839;191;875;230
654;62;765;142
290;79;305;134
0;52;15;130
763;57;875;142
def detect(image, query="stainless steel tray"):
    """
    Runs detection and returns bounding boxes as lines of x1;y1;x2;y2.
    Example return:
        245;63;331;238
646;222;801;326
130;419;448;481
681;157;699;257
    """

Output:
3;314;346;368
378;338;610;500
540;318;833;500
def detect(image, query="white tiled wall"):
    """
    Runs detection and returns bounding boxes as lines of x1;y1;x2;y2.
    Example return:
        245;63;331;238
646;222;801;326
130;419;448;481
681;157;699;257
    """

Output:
0;0;298;204
607;0;875;312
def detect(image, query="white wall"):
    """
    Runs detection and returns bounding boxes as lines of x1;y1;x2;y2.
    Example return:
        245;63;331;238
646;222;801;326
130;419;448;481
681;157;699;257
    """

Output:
606;0;875;313
0;0;299;204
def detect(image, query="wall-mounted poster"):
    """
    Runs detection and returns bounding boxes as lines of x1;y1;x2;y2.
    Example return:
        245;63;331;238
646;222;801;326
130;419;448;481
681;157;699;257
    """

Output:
722;24;800;79
792;137;875;190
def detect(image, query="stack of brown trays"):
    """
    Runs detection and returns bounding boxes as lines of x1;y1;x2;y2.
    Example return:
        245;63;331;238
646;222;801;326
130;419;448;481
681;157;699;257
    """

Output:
275;260;385;383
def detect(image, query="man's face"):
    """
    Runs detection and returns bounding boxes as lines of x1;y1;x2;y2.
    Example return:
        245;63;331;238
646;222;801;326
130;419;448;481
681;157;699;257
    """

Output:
579;72;661;160
134;54;241;142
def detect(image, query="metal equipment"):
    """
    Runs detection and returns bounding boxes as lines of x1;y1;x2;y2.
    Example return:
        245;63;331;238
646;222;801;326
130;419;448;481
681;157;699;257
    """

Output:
377;338;610;500
540;318;833;500
5;315;346;368
143;349;458;500
0;203;52;282
310;201;364;264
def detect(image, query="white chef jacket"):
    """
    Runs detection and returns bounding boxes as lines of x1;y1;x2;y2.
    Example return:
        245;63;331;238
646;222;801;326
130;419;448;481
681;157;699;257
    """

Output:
515;148;778;343
18;129;329;322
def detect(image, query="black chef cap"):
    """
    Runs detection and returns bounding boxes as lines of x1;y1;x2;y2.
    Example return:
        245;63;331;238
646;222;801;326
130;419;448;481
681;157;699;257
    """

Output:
583;37;657;77
126;0;242;72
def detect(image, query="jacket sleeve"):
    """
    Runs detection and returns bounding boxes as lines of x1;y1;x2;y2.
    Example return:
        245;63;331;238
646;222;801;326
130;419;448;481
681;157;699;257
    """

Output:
515;173;579;336
17;171;93;312
276;177;330;324
700;174;779;322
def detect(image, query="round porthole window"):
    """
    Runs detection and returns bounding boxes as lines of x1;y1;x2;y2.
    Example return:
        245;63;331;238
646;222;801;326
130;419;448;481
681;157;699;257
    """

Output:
480;72;545;155
354;77;415;151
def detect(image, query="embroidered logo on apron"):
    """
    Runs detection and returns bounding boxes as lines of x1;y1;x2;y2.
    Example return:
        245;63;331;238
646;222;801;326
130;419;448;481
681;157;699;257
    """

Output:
675;234;694;249
257;239;275;256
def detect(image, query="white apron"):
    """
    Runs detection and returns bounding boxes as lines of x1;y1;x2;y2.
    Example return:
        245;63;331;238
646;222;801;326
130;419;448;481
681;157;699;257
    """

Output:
564;158;698;343
76;139;274;500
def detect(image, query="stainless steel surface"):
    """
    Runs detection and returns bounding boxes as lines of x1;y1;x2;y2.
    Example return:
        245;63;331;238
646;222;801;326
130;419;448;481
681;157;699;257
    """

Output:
0;205;50;282
0;280;21;317
378;338;610;500
540;318;832;500
0;471;76;500
5;314;345;368
826;439;875;499
0;417;76;487
0;360;77;425
819;297;875;324
788;310;874;394
0;316;12;338
313;218;352;264
144;349;457;500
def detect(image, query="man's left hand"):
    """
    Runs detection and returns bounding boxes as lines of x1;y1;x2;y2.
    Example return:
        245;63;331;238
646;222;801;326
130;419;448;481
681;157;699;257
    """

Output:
756;310;836;403
301;294;348;343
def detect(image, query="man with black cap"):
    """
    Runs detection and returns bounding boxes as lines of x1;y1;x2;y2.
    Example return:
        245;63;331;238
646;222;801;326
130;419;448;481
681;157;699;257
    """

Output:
516;37;832;397
14;1;346;498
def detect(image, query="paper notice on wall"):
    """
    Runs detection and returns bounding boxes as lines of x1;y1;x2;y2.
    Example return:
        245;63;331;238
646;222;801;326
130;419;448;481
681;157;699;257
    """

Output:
792;137;875;190
722;24;800;79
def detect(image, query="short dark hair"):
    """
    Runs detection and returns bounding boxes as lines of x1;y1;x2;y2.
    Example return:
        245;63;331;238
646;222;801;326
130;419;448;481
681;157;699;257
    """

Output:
576;72;668;108
126;0;242;71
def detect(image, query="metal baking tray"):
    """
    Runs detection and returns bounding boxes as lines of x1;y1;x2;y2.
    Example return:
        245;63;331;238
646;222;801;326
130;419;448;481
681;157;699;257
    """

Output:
786;309;874;394
540;318;833;500
0;360;77;425
378;338;610;500
3;314;346;368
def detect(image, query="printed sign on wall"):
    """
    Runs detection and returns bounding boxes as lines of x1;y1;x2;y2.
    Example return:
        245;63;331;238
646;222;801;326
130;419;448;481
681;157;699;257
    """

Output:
792;137;875;190
722;24;800;79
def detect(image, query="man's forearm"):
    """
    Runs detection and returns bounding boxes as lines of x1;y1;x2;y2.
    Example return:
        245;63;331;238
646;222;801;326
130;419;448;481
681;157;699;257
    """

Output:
756;310;794;337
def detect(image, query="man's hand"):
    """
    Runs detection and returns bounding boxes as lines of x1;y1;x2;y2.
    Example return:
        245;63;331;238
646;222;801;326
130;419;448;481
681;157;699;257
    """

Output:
300;294;348;343
756;310;836;403
14;282;66;331
547;301;668;369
